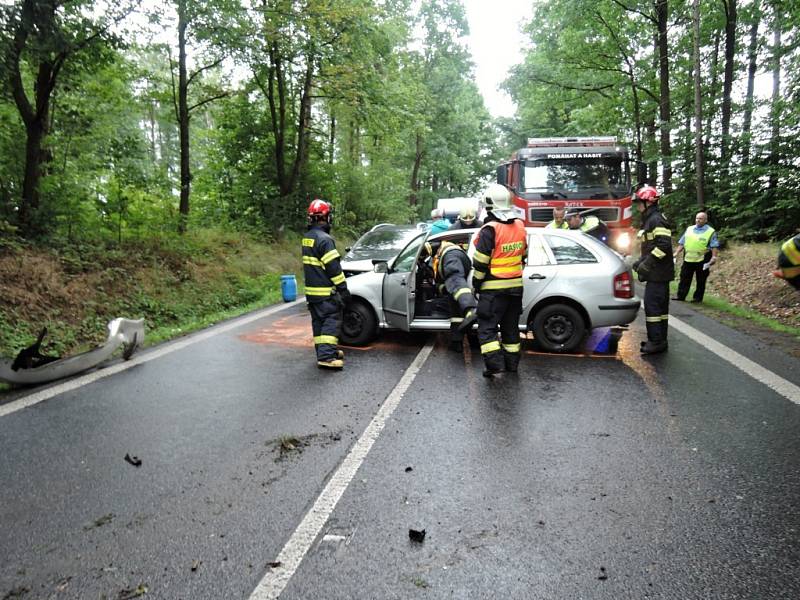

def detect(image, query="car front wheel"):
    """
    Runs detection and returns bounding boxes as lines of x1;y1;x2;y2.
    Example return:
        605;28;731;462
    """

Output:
531;303;586;353
340;300;378;346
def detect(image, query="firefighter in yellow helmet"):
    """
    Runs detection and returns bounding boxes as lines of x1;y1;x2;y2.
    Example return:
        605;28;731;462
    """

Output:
302;199;348;369
472;184;527;377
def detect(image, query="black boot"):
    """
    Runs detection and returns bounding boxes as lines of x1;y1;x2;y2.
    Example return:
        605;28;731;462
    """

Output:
640;340;668;355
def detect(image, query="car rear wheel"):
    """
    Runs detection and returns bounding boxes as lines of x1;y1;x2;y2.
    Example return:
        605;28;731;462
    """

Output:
531;303;586;353
340;300;378;346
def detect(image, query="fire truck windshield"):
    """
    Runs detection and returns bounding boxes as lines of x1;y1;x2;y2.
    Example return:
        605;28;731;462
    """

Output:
522;157;629;198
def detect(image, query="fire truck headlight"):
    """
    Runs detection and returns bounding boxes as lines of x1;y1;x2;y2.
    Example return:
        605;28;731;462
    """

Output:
616;232;631;250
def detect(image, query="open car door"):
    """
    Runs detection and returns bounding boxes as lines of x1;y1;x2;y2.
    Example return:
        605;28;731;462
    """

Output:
382;233;426;330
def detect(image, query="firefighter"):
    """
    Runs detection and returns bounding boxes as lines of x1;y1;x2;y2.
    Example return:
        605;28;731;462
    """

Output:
632;185;674;355
449;205;483;230
566;208;611;245
426;240;478;352
773;234;800;291
472;183;527;377
673;211;720;303
545;207;569;229
302;199;349;369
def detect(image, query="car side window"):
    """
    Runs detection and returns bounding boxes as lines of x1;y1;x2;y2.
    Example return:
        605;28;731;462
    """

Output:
526;234;551;266
392;235;425;272
545;234;598;264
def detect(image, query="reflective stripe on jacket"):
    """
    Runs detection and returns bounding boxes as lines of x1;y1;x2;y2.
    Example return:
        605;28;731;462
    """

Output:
473;219;526;291
302;225;347;301
683;226;716;262
545;220;568;230
637;204;674;282
580;215;600;232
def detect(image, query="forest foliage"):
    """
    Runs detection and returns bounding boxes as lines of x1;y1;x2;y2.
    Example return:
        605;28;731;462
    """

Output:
0;0;798;246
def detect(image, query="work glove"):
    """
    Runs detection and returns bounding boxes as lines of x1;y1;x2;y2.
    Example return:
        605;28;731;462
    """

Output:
635;257;652;282
338;288;351;304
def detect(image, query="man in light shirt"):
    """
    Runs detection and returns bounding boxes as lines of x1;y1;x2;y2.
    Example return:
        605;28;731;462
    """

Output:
545;207;568;229
673;211;720;303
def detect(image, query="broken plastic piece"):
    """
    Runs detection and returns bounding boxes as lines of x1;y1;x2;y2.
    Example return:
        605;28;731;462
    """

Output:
408;528;426;543
124;453;142;467
0;318;145;385
10;328;59;371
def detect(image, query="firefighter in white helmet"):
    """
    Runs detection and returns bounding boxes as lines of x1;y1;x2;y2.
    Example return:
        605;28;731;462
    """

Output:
471;184;527;377
449;205;483;230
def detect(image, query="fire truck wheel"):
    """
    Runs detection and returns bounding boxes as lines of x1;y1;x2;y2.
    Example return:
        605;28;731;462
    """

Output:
531;303;586;353
340;300;377;346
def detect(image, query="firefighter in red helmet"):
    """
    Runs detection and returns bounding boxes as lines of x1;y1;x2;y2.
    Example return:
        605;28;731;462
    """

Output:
302;199;349;369
632;185;674;355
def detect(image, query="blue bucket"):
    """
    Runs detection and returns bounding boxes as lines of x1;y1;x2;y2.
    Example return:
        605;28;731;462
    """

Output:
280;274;297;302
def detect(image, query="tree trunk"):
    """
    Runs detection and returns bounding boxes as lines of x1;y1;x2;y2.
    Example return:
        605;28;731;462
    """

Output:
288;53;314;195
329;114;336;165
656;0;672;193
693;0;705;209
720;0;738;169
19;120;46;231
645;117;658;185
703;29;721;150
409;132;423;207
768;16;781;192
266;40;288;195
9;1;60;236
177;0;191;233
741;2;761;167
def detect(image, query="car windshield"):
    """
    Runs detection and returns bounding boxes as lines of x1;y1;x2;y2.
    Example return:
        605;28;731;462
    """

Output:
346;227;420;261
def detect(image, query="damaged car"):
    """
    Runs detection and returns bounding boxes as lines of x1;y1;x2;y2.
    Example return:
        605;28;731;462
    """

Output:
339;228;640;353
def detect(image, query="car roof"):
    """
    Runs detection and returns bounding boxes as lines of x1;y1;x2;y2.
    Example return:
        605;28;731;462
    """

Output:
425;226;622;260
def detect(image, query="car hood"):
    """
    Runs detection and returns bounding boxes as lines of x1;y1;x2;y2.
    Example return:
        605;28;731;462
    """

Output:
341;258;376;275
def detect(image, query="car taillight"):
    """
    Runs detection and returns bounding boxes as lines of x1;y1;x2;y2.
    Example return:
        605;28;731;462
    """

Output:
614;271;633;298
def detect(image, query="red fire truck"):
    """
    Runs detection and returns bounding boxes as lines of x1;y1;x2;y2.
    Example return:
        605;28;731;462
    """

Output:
496;136;637;253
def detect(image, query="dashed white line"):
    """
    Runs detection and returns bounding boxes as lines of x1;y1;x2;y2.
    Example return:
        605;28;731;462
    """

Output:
670;314;800;405
248;341;435;600
0;299;306;418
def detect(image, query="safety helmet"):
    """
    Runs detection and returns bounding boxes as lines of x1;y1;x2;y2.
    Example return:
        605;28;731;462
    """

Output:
634;185;659;204
459;206;477;223
308;198;332;223
483;183;511;210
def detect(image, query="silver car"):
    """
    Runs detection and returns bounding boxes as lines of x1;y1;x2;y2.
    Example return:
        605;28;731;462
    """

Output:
340;227;641;353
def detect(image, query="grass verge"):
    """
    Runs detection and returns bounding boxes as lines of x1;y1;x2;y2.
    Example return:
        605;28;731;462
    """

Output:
1;227;306;391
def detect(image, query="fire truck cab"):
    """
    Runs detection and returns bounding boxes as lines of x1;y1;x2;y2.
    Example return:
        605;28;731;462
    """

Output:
496;136;635;253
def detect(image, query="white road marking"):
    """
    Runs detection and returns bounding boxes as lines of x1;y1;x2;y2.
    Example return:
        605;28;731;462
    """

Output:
669;315;800;405
0;299;306;418
249;341;435;600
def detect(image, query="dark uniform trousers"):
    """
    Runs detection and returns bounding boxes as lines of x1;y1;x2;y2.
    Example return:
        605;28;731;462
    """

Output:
442;271;477;344
477;291;522;372
308;297;342;362
644;281;669;343
676;257;710;301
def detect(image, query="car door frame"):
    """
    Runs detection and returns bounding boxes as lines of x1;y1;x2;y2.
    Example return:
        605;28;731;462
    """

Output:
382;233;426;330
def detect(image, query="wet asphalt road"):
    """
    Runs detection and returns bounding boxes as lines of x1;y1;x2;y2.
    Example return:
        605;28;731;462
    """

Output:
1;299;799;599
